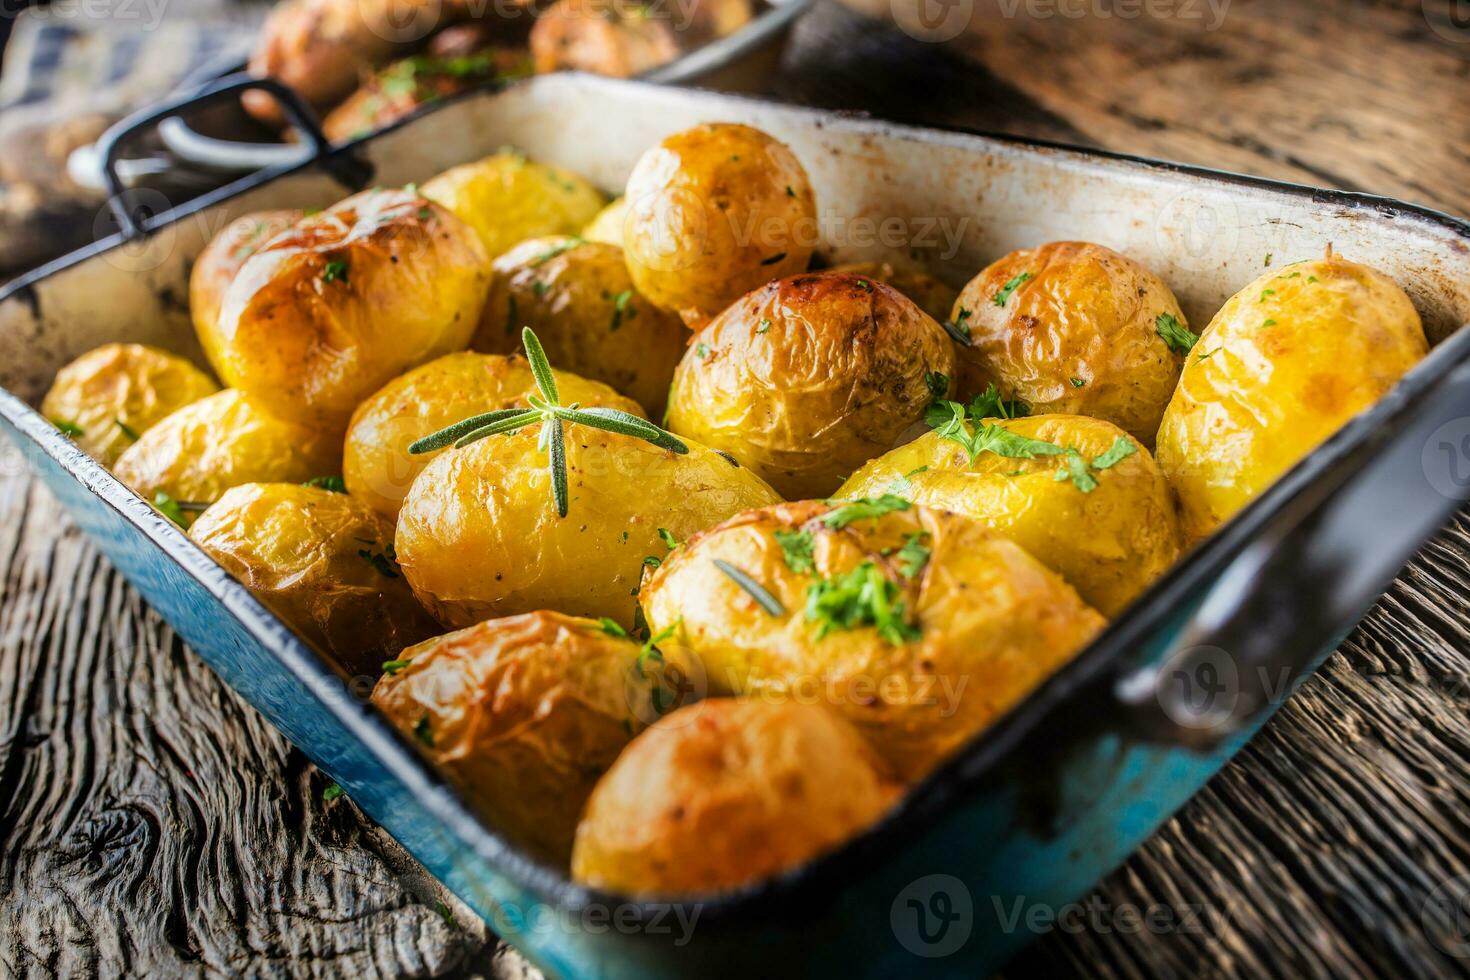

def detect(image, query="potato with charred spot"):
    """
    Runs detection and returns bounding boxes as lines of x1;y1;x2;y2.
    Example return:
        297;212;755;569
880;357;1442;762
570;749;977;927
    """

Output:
639;499;1105;782
42;343;218;466
372;611;695;864
828;259;959;325
395;424;782;630
664;272;955;499
838;414;1180;617
114;390;342;510
622;123;816;324
1157;252;1428;544
474;237;686;416
950;241;1189;445
189;209;303;353
422;150;607;261
203;188;491;427
572;699;896;894
190;483;438;676
344;352;644;519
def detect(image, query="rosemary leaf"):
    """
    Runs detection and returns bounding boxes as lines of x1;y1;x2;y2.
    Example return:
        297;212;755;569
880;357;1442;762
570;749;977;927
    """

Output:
712;559;786;616
548;417;568;517
409;408;535;454
522;326;560;403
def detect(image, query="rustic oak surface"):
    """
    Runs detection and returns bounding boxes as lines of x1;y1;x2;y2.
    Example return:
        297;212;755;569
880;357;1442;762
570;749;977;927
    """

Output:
5;0;1470;977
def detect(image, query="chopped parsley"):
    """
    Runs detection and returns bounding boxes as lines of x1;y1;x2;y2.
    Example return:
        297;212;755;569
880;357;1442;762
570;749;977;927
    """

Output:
927;401;1068;464
925;371;950;399
153;492;187;527
805;562;920;645
52;418;85;437
773;528;815;574
321;260;349;284
435;901;458;930
609;290;635;331
1155;312;1198;354
358;543;400;578
695;342;710;359
113;418;140;441
303;475;346;492
531;280;549;298
854;278;874;292
657;528;681;550
888;465;930;494
1070;377;1086;388
1196;346;1221;362
381;658;411;674
713;559;786;616
642;555;662;570
1259;289;1276;302
943;307;973;344
1264;253;1272;266
1263;319;1278;328
413;715;434;747
322;783;345;802
635;624;676;677
785;185;795;198
820;495;912;529
1091;437;1138;470
529;237;584;266
598;617;629;638
993;271;1032;306
756;318;772;334
947;383;1028;422
1054;451;1098;493
895;532;931;580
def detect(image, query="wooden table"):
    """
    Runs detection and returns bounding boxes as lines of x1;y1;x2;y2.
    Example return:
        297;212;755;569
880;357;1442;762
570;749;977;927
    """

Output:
5;0;1470;975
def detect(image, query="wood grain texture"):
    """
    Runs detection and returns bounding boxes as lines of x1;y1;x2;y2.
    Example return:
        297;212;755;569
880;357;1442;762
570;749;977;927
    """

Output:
4;0;1470;977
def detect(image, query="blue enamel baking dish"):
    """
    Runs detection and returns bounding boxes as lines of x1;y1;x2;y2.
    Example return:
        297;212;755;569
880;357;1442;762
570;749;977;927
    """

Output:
4;74;1470;978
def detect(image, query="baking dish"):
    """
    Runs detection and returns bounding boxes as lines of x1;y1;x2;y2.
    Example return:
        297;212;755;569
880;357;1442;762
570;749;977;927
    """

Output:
4;74;1470;978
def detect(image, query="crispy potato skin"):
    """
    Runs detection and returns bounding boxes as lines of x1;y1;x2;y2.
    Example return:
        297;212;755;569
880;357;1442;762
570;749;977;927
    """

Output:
571;699;895;894
114;390;342;506
395;426;782;629
372;611;692;864
344;352;644;519
838;415;1180;616
475;237;687;416
622;123;816;324
422;151;606;261
190;483;437;676
665;273;956;498
1157;255;1428;543
189;210;304;353
640;500;1104;781
581;196;628;247
207;189;491;427
41;343;218;467
828;260;959;325
951;242;1188;445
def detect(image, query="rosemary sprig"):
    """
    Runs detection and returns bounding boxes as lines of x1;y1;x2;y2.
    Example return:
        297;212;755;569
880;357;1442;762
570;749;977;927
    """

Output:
408;327;689;518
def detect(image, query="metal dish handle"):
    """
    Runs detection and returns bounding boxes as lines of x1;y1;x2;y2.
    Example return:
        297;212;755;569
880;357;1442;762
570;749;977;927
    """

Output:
1113;325;1470;750
96;73;369;239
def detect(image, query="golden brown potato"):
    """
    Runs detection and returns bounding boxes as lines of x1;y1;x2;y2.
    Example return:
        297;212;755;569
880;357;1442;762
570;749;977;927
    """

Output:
664;272;956;498
572;699;895;894
204;188;491;427
1157;252;1428;543
828;260;959;324
190;483;438;676
114;390;342;509
344;351;645;518
372;611;696;864
395;424;781;629
421;150;606;261
475;236;686;416
581;196;627;247
949;241;1189;445
189;210;303;349
640;499;1105;781
529;0;752;77
838;414;1180;616
622;123;817;324
41;343;218;467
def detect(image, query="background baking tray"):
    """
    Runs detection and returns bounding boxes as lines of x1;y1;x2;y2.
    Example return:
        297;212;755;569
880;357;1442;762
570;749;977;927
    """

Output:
4;74;1470;978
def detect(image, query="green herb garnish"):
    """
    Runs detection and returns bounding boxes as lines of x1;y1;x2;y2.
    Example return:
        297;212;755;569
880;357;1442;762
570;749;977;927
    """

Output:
760;252;787;266
1091;437;1138;470
756;318;772;334
303;475;347;493
1263;319;1278;327
774;528;815;574
529;237;584;266
895;532;931;580
805;562;919;645
820;495;911;529
925;371;950;399
52;418;85;437
359;543;400;578
963;383;1028;421
1069;377;1086;388
153;491;188;527
1054;451;1098;493
409;327;687;518
114;417;140;441
322;783;344;802
943;307;972;344
713;559;786;616
993;271;1032;306
322;260;349;284
1155;312;1198;354
695;342;710;359
414;715;434;747
657;528;681;550
598;617;629;638
382;658;411;674
927;401;1067;463
609;289;634;331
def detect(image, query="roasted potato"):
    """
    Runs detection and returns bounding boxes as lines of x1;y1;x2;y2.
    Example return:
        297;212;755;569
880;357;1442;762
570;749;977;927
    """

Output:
1157;252;1428;543
639;499;1105;781
114;390;342;509
190;483;438;676
189;210;303;347
41;343;218;466
475;236;686;416
344;351;645;518
622;123;817;324
372;611;696;863
581;196;628;247
203;188;491;428
838;414;1180;616
395;424;782;629
828;260;959;324
529;0;752;77
421;150;607;261
571;699;895;894
950;241;1189;445
665;272;956;498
